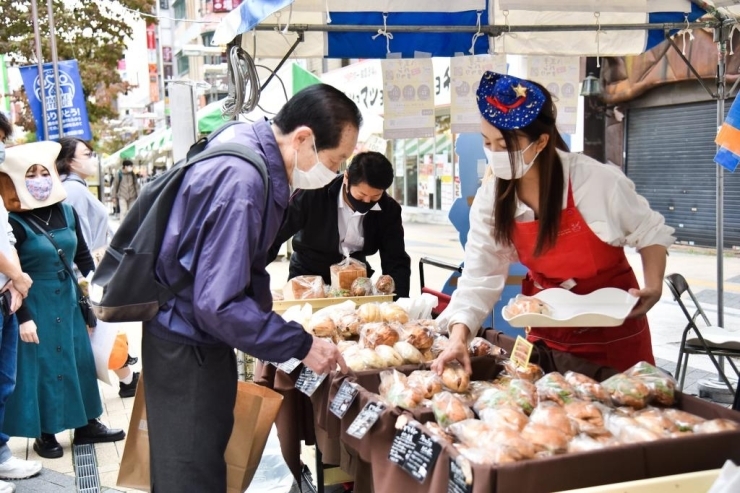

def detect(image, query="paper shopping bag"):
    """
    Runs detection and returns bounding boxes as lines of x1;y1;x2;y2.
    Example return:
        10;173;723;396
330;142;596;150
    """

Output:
226;381;284;493
117;374;150;490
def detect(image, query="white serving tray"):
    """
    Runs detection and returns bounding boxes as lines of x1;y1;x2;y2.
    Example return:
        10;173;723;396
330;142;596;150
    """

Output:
502;287;639;328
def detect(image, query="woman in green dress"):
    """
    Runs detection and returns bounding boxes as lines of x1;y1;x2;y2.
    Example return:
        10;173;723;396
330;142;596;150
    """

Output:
0;142;124;459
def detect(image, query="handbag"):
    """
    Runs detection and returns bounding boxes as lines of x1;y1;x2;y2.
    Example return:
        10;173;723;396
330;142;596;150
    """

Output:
24;215;98;328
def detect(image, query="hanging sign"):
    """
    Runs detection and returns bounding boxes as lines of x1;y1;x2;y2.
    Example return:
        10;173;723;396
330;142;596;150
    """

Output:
450;55;507;134
381;58;435;139
526;56;580;135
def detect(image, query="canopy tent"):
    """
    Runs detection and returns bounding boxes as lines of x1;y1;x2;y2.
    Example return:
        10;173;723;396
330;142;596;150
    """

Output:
213;0;740;327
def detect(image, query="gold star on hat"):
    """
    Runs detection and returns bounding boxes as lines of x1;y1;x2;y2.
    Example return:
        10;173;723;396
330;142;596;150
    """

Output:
513;83;528;98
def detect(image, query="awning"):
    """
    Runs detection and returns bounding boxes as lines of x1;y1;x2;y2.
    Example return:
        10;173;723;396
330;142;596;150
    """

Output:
213;1;738;59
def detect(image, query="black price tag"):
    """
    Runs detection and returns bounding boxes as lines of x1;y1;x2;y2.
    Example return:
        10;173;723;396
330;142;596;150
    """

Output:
330;380;359;419
347;402;386;439
388;423;442;483
448;457;473;493
275;358;302;374
294;366;327;396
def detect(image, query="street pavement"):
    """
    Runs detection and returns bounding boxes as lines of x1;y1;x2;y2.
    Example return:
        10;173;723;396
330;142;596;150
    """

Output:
8;220;740;492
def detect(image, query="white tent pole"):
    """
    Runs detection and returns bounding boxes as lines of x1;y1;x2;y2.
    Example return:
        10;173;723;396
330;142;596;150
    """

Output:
716;27;727;330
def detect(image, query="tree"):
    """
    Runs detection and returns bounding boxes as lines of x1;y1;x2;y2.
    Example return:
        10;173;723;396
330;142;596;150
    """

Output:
0;0;156;133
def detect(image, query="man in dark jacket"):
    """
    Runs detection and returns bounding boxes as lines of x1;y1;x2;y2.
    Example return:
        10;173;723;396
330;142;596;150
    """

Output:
269;151;411;297
143;84;358;492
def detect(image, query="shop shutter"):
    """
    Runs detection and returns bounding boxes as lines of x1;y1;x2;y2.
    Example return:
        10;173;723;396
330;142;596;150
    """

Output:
626;100;740;249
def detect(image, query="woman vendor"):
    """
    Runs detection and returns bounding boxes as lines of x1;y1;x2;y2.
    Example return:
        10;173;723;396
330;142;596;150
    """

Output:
432;72;675;374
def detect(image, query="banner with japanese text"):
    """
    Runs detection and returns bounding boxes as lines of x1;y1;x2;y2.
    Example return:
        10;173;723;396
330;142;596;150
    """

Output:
450;55;507;134
381;58;435;139
526;56;580;135
19;59;92;141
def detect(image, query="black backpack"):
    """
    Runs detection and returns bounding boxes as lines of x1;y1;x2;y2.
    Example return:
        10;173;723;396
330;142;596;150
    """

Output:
90;122;270;322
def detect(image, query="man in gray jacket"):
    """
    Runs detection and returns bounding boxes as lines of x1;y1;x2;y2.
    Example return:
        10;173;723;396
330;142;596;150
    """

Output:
110;160;139;219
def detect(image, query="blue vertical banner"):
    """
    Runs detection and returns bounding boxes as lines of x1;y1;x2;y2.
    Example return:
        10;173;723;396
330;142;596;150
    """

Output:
19;59;92;141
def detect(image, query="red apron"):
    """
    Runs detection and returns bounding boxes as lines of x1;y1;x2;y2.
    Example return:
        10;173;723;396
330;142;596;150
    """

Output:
510;183;655;372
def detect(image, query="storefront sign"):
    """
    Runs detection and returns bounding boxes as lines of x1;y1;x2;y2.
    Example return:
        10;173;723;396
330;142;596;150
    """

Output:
450;55;507;134
19;59;92;141
381;58;436;139
526;56;580;135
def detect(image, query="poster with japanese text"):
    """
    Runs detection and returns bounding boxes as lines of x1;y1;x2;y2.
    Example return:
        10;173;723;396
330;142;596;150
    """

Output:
381;58;435;139
526;56;580;135
450;55;507;134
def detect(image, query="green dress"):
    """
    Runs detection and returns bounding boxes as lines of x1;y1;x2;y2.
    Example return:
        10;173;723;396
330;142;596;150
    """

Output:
3;204;102;437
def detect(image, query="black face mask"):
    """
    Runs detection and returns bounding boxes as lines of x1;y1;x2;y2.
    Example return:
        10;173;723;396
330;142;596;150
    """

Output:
344;185;378;214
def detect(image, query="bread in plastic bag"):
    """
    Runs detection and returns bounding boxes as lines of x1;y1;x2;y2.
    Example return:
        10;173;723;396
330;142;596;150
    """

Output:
623;361;677;406
662;408;706;432
350;277;374;297
456;444;514;466
407;370;443;399
568;434;611;453
357;303;383;323
330;257;367;291
285;275;326;300
374;345;404;367
468;337;507;357
564;371;612;405
693;419;740;434
421;349;435;362
479;406;529;432
393;341;424;364
503;294;552;318
441;362;470;392
520;422;570;454
379;370;424;410
307;314;338;339
432;391;475;428
424;422;455;443
529;401;576;437
473;388;517;414
380;303;409;324
337;340;359;354
335;313;363;339
502;359;544;383
604;413;661;443
468;381;499;401
430;335;450;357
632;407;678;436
507;379;539;415
359;322;400;349
563;400;608;437
357;348;386;370
601;373;651;410
490;428;537;460
374;275;395;295
401;322;435;350
536;372;577;406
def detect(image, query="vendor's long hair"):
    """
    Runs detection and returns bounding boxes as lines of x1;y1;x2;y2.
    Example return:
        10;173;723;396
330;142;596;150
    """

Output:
493;82;570;257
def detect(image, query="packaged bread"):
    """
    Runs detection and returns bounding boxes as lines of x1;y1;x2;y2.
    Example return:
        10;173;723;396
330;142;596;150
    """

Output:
564;401;607;436
624;361;677;406
360;322;400;349
632;407;678;436
474;388;517;414
490;428;537;460
357;303;383;323
375;275;395;295
343;346;365;372
441;362;470;392
284;275;325;300
401;322;435;350
469;337;507;357
374;345;404;367
393;341;424;364
380;303;409;324
424;422;455;443
503;294;552;318
564;371;612;405
421;349;435;362
307;314;338;339
662;408;706;432
479;406;529;432
407;370;443;399
502;359;544;383
530;402;576;437
350;277;374;297
430;335;450;357
507;379;538;415
492;375;514;389
468;381;499;401
693;419;740;434
330;257;367;291
536;372;577;406
520;423;570;454
328;288;351;298
337;340;359;354
604;413;661;444
432;391;475;428
456;444;518;466
601;373;651;410
335;313;362;339
356;348;386;370
379;370;424;410
449;419;494;447
568;434;612;453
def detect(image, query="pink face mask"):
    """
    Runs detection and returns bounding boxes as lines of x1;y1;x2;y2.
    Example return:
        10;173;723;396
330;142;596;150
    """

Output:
26;177;53;201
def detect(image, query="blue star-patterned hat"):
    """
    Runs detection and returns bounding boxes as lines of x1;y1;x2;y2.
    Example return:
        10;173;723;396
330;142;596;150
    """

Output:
476;72;546;130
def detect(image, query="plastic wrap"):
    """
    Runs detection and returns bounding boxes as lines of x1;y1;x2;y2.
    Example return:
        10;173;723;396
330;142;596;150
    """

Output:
307;314;337;339
529;402;576;437
468;337;507;357
662;408;706;432
478;406;529;432
285;275;325;300
564;371;612;405
359;322;400;349
490;428;537;460
520;422;570;454
357;303;383;323
374;345;404;367
432;391;475;428
350;277;374;297
379;370;424;410
694;419;740;434
337;340;359;354
401;322;435;350
567;434;611;453
502;359;544;383
330;257;367;291
503;294;552;318
508;379;539;415
473;388;517;414
632;407;678;436
468;381;499;401
335;313;363;339
624;361;677;406
456;445;514;466
393;341;424;364
430;335;450;357
441;362;471;392
536;372;577;406
374;275;395;295
564;401;608;437
380;303;410;324
601;373;651;410
407;370;443;399
448;419;493;447
604;413;662;444
424;422;455;443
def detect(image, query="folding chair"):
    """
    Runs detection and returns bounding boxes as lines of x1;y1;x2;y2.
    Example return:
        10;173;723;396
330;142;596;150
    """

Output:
419;257;463;318
664;273;740;394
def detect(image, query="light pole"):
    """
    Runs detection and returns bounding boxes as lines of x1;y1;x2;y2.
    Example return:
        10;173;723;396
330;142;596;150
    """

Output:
46;0;64;138
30;0;49;139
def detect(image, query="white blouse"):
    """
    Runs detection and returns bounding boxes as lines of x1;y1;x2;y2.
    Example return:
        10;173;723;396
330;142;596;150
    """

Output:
438;150;676;336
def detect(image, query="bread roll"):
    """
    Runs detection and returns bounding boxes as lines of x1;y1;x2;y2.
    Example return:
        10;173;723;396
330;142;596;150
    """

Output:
307;315;337;339
441;362;470;392
380;303;409;324
393;341;424;364
284;275;325;300
375;345;404;367
350;277;374;297
336;313;362;339
375;275;395;294
330;260;367;290
359;322;400;349
357;303;383;323
401;323;434;350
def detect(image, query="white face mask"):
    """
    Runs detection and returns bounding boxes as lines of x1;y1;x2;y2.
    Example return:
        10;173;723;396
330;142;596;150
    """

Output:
73;156;97;177
484;142;539;180
290;139;337;189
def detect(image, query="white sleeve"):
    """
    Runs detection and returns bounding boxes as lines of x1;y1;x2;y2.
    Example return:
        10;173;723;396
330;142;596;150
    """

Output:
437;179;513;337
608;174;675;250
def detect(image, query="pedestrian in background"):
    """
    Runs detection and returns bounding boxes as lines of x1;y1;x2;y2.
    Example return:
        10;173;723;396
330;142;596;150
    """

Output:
110;160;139;220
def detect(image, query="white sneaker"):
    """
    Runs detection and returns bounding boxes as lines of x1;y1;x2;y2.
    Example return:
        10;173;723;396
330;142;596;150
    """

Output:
0;480;15;493
0;456;42;480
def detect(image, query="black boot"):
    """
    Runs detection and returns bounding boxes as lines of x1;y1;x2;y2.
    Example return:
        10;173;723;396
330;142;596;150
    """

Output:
119;371;140;398
33;433;63;459
73;419;125;445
